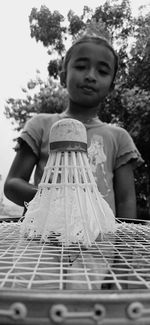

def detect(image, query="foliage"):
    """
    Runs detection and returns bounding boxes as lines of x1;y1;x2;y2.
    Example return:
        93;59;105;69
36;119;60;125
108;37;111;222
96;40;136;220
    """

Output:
99;83;150;214
29;6;66;54
127;10;150;90
5;73;68;132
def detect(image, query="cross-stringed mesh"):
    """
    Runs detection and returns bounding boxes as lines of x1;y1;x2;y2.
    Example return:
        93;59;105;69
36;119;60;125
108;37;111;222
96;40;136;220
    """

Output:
0;221;150;291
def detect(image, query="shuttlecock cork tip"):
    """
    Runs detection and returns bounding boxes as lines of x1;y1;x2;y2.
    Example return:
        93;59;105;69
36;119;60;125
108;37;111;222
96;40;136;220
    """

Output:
49;118;87;151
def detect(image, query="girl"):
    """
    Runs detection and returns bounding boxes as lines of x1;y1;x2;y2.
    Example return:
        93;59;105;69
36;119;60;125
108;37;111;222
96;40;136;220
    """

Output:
4;33;143;219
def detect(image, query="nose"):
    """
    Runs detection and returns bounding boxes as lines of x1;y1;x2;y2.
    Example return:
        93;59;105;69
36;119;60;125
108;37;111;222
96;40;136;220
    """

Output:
85;68;97;82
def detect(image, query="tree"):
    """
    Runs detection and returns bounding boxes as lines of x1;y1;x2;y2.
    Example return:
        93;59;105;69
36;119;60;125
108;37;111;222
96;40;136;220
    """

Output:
127;9;150;91
29;6;66;54
5;73;68;132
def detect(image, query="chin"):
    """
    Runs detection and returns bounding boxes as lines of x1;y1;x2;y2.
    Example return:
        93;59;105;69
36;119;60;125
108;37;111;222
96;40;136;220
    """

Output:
80;100;100;108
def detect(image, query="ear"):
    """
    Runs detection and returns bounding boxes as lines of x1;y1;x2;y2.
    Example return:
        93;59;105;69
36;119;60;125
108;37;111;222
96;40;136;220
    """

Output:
60;71;66;88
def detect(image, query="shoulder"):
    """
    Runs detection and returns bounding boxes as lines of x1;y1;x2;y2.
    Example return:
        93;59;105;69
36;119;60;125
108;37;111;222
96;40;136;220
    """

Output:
24;113;60;132
98;122;131;139
26;113;59;125
19;113;60;156
104;122;129;134
106;124;144;168
87;121;132;143
103;123;133;141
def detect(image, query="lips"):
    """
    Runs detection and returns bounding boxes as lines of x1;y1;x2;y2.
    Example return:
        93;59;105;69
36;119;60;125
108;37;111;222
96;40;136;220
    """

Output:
81;85;96;94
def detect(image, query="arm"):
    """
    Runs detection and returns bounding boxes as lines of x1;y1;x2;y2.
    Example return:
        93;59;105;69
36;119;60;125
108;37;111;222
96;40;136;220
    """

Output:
4;142;38;206
114;163;137;219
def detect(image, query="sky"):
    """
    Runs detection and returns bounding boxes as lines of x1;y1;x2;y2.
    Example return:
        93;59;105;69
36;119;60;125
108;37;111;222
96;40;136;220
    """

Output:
0;0;150;205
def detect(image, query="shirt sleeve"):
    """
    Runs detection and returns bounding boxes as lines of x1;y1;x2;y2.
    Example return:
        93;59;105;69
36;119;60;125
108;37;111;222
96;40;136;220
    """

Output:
18;115;43;157
115;127;144;169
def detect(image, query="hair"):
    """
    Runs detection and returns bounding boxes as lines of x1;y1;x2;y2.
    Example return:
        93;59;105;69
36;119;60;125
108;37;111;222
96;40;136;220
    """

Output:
62;33;119;86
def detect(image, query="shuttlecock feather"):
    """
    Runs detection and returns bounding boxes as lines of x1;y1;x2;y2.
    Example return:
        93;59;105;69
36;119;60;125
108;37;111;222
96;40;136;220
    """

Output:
20;118;116;246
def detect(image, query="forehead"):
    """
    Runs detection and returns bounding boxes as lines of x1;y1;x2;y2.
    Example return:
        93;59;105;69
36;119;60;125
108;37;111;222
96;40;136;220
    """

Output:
69;42;115;68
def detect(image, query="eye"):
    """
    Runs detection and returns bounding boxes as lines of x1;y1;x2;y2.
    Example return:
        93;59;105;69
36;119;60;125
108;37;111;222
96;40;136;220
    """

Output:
98;69;108;75
75;65;86;70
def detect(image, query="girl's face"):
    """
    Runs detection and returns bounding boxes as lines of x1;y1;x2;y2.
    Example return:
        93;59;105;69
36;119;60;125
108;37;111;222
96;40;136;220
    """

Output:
65;42;115;109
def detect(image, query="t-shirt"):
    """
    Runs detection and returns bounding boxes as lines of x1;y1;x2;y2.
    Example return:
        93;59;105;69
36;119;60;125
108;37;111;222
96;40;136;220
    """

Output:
18;113;143;214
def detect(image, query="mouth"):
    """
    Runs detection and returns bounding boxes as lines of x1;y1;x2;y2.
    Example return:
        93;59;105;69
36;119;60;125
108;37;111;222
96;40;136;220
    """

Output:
81;86;96;94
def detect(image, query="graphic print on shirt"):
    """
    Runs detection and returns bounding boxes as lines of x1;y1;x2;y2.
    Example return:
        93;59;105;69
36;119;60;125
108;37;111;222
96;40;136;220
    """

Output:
88;134;110;195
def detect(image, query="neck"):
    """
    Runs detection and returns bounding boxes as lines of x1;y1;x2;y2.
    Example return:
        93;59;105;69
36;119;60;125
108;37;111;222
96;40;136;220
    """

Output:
61;101;100;124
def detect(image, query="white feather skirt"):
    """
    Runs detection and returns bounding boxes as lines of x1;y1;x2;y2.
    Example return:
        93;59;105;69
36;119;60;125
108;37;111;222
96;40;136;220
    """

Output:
20;151;116;247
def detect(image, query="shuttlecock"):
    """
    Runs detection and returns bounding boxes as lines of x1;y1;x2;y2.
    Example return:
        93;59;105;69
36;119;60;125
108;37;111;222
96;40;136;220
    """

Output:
20;118;115;246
